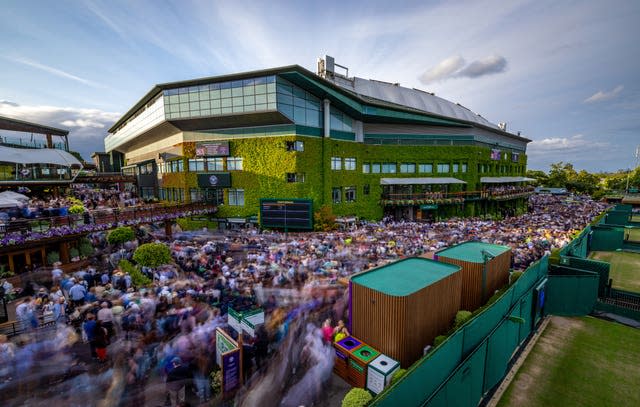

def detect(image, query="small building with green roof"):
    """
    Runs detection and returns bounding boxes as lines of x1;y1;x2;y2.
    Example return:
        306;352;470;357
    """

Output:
350;257;462;367
435;241;512;311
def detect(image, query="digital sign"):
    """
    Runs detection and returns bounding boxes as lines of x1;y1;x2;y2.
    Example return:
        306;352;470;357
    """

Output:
260;198;313;230
195;141;230;157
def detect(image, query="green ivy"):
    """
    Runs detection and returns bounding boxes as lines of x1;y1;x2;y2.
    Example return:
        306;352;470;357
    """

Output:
119;259;152;287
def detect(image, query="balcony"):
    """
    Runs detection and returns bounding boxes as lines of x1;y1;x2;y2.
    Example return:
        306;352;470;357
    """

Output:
381;187;534;206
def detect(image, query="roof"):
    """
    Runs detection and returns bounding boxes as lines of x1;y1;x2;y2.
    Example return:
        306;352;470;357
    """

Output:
480;176;536;183
108;65;531;144
0;146;81;166
436;242;511;263
380;177;466;185
0;115;69;136
351;257;460;296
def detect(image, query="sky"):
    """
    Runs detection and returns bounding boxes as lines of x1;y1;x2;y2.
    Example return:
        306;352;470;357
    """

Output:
0;0;638;172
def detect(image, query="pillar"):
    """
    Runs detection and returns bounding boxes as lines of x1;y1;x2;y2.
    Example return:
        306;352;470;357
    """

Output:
8;255;15;274
60;241;70;264
165;220;173;239
323;99;331;138
46;134;53;149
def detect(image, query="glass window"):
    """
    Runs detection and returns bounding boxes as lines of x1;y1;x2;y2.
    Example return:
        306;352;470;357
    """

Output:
400;163;416;173
206;157;224;171
188;159;205;172
462;163;468;173
228;189;245;206
345;187;356;202
382;163;396;173
227;157;243;171
362;163;370;174
452;163;459;173
437;163;450;173
372;163;381;174
190;188;202;202
419;164;433;173
331;157;342;170
286;173;305;183
332;187;341;203
286;141;304;152
344;158;356;171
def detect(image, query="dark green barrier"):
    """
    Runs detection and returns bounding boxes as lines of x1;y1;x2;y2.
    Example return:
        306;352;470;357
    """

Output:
590;226;624;251
613;204;633;212
562;258;610;296
546;272;599;315
604;211;631;226
594;301;640;321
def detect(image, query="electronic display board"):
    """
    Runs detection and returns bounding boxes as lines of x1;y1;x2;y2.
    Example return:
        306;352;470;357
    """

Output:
260;198;313;230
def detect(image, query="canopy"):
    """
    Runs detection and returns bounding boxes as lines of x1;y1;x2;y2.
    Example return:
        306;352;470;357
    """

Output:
380;177;466;185
0;190;30;202
0;146;81;166
480;177;536;183
0;196;21;208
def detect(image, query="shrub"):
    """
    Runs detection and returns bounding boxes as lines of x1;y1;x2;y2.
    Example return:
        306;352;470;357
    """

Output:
454;310;472;329
548;248;561;265
47;251;60;265
107;226;135;245
119;259;151;287
133;243;171;268
69;247;80;259
210;369;222;395
314;205;337;231
510;271;524;284
390;368;407;385
79;240;94;257
342;388;372;407
68;204;85;214
433;335;448;347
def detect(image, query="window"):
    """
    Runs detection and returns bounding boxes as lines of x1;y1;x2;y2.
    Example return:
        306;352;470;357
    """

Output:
452;164;459;173
206;157;224;171
286;173;305;183
345;187;356;202
227;157;243;171
382;163;396;173
344;158;356;171
330;106;353;132
286;140;304;152
332;187;341;203
331;157;342;170
437;163;450;173
372;163;381;174
400;163;416;173
228;189;245;206
362;163;370;174
363;184;370;195
190;188;202;202
461;163;468;173
419;163;433;173
188;159;205;172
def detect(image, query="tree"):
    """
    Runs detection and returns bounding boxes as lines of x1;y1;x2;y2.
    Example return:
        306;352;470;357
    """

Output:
547;162;577;188
133;243;171;268
107;226;135;245
69;150;85;162
314;205;338;231
525;169;549;186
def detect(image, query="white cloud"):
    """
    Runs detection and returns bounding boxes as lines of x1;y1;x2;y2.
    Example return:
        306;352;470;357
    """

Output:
419;54;508;84
584;85;624;103
0;101;120;160
6;56;107;89
528;134;608;153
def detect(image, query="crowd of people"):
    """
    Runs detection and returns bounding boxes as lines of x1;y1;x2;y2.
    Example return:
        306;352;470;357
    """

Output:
0;192;609;406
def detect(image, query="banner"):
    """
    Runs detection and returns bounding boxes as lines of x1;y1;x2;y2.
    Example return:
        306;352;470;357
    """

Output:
196;141;229;157
222;349;241;394
215;328;238;367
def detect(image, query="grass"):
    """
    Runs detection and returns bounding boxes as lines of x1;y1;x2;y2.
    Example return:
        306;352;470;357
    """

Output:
589;251;640;292
498;316;640;407
627;227;640;242
176;217;218;231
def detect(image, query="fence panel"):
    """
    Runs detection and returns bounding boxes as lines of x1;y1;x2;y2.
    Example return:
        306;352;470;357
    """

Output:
564;258;610;296
483;313;521;393
519;293;534;343
604;211;631;226
546;273;599;315
590;227;625;251
462;290;512;357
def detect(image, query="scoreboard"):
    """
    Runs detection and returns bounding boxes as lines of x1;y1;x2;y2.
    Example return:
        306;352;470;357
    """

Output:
260;198;313;230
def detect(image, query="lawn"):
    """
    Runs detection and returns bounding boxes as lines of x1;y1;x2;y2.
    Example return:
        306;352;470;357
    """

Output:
589;251;640;293
627;226;640;242
498;316;640;407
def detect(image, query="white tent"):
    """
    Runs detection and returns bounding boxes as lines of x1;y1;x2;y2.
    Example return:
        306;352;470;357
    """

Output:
0;146;81;166
0;195;22;208
0;190;30;202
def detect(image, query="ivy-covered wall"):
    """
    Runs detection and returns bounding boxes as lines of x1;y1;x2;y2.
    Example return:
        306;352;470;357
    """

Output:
159;131;528;221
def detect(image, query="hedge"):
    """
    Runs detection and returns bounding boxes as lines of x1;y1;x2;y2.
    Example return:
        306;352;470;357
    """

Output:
342;388;373;407
133;243;172;268
107;226;135;245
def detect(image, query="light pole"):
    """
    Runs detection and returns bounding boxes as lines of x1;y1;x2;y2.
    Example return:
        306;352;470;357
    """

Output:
626;145;640;193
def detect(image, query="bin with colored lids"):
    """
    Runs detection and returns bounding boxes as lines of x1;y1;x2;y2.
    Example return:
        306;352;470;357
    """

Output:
348;344;380;388
333;336;363;381
367;354;400;394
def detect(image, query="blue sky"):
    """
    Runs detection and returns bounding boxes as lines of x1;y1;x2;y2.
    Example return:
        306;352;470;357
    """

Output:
0;0;638;172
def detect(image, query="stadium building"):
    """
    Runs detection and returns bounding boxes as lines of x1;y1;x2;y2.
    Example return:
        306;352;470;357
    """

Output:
105;57;532;226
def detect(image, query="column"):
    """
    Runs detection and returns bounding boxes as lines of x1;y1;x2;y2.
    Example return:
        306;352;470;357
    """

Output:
60;242;70;264
165;220;173;239
323;99;331;138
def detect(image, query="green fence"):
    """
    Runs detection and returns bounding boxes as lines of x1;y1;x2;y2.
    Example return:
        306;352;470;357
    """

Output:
604;210;632;226
590;226;625;251
371;257;548;407
557;258;610;296
546;268;599;315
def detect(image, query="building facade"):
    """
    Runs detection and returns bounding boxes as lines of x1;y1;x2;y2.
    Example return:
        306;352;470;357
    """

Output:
105;59;531;224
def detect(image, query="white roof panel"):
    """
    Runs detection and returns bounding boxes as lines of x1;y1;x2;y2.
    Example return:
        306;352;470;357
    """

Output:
0;146;82;166
380;177;466;185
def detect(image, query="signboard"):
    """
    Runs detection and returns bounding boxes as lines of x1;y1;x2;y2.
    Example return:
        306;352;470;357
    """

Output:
260;198;313;230
533;278;548;327
490;149;501;160
227;307;243;334
215;328;238;367
228;307;265;338
511;152;520;163
420;204;438;210
222;349;241;394
197;172;231;188
196;141;229;157
367;368;386;394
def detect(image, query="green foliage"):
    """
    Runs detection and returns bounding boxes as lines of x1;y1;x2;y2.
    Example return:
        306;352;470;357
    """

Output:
526;169;549;186
390;368;407;385
78;238;94;257
454;310;472;329
549;248;561;265
68;204;85;214
133;243;171;268
0;264;14;279
107;226;135;245
69;150;85;162
47;251;60;265
433;335;448;347
119;259;151;287
510;271;524;284
69;247;79;259
314;204;337;231
210;369;222;395
176;217;218;231
341;388;373;407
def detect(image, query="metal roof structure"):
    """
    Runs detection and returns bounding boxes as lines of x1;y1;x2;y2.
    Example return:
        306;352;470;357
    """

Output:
0;115;69;136
380;177;466;185
480;176;536;183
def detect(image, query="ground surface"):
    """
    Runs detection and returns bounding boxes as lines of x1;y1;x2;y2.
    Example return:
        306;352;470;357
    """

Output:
589;251;640;292
497;316;640;407
627;226;640;241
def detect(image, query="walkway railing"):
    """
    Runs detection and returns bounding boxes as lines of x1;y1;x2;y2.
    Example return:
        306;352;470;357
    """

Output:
381;188;534;205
